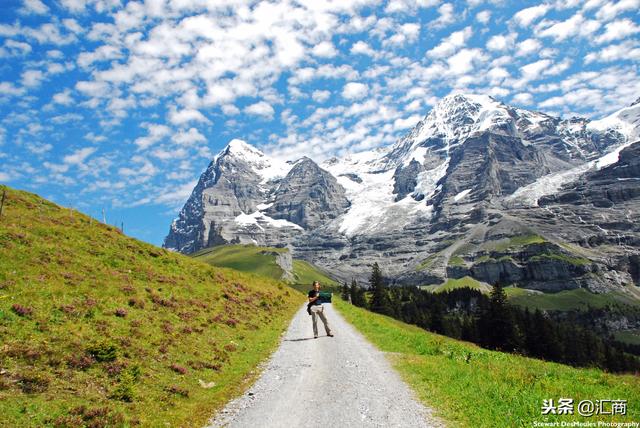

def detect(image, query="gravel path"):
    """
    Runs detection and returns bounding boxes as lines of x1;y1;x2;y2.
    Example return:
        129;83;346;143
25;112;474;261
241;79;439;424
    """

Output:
206;303;445;428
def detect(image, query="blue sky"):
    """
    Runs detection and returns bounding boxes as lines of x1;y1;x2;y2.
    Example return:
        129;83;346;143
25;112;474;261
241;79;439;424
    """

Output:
1;0;638;246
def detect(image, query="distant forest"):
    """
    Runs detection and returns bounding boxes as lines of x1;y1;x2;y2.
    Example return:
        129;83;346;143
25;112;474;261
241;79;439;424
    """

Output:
341;263;640;374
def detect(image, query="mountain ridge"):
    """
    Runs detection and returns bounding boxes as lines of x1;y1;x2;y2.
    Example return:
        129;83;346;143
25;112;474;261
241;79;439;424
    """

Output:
164;93;640;300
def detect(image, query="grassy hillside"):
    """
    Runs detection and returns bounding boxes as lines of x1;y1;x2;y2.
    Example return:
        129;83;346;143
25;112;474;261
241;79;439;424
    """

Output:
192;244;338;290
0;186;302;427
334;299;640;427
421;276;492;293
192;245;287;280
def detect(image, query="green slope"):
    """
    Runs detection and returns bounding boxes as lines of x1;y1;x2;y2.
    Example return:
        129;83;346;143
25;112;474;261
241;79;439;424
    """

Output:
334;298;640;427
421;276;493;293
192;244;338;291
0;186;301;427
192;245;287;280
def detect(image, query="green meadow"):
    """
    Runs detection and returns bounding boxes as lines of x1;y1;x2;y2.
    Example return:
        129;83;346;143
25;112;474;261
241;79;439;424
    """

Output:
0;186;302;427
334;298;640;428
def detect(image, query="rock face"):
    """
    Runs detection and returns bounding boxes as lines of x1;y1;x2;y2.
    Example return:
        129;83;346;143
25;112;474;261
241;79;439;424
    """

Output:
265;157;350;229
164;94;640;297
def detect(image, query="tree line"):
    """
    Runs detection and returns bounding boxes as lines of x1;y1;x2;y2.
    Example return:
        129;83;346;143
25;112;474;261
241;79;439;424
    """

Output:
340;262;640;373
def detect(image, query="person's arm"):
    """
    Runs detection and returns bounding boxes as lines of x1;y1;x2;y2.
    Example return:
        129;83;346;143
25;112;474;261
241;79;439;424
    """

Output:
308;291;319;303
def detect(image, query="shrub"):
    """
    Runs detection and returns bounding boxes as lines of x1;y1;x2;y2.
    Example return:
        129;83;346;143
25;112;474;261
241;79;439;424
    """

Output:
67;354;95;370
11;304;33;317
166;385;189;397
170;364;187;375
87;341;118;362
114;308;127;317
110;370;136;402
18;371;50;393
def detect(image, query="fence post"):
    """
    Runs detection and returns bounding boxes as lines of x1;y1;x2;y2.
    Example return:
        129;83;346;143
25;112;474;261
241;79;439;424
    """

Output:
0;189;6;218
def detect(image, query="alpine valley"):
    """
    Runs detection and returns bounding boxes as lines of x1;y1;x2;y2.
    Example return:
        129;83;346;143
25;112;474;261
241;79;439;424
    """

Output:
164;94;640;303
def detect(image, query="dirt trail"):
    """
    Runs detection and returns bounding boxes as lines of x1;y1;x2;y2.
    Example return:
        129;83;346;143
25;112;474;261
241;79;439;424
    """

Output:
207;303;444;427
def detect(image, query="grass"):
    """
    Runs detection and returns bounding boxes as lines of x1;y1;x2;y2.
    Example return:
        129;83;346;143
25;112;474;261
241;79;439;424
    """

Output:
528;252;591;267
614;329;640;346
193;244;338;291
334;298;640;427
416;253;440;271
422;277;492;294
0;186;303;427
192;245;286;280
447;255;466;267
291;259;338;288
505;287;638;311
483;234;546;252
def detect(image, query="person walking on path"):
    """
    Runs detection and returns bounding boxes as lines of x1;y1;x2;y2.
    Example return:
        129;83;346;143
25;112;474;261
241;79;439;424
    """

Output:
308;281;333;339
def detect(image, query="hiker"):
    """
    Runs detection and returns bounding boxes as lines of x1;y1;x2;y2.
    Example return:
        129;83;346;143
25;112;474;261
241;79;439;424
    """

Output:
308;281;333;339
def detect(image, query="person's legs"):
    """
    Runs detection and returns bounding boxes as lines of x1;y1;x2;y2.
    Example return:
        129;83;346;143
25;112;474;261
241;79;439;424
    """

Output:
310;306;319;337
317;306;332;335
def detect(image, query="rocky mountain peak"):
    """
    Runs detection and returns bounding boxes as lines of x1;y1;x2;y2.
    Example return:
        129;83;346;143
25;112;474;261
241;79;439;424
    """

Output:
165;95;640;297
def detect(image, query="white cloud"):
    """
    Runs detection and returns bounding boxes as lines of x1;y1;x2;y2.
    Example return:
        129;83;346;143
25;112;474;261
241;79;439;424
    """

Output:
516;38;542;56
52;89;74;105
312;90;331;103
476;10;491;24
447;48;487;75
245;101;275;119
64;147;97;165
312;41;338;58
172;128;207;146
0;40;32;57
342;82;369;100
430;3;455;28
512;92;534;105
595;0;640;21
427;26;472;58
78;45;122;69
520;58;571;82
76;80;110;97
134;123;171;150
0;82;26;97
350;41;376;56
26;142;53;155
22;69;44;87
538;13;601;41
513;4;549;27
19;0;49;15
595;18;640;44
168;107;211;126
152;180;198;207
393;114;421;130
584;40;640;63
387;23;421;45
487;33;516;51
521;59;551;80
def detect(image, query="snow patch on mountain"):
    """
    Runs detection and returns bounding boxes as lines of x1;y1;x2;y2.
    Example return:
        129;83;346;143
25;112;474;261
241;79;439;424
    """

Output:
324;153;432;237
234;211;303;230
505;137;636;207
226;139;291;184
588;102;640;142
454;189;472;201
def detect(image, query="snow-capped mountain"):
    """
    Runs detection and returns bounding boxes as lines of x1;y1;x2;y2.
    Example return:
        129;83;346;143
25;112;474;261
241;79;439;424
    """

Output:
164;93;640;294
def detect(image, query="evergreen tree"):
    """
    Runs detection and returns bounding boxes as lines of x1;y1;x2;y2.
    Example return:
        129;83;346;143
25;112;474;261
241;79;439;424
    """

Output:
481;281;519;351
369;262;392;316
341;281;350;302
349;278;366;308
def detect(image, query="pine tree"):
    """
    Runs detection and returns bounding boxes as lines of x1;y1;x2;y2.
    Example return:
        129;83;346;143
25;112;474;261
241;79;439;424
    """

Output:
350;278;366;308
481;281;519;351
341;281;350;302
369;262;392;316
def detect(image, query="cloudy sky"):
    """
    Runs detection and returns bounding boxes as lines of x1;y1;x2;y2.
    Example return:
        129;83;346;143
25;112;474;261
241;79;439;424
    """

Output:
1;0;639;245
